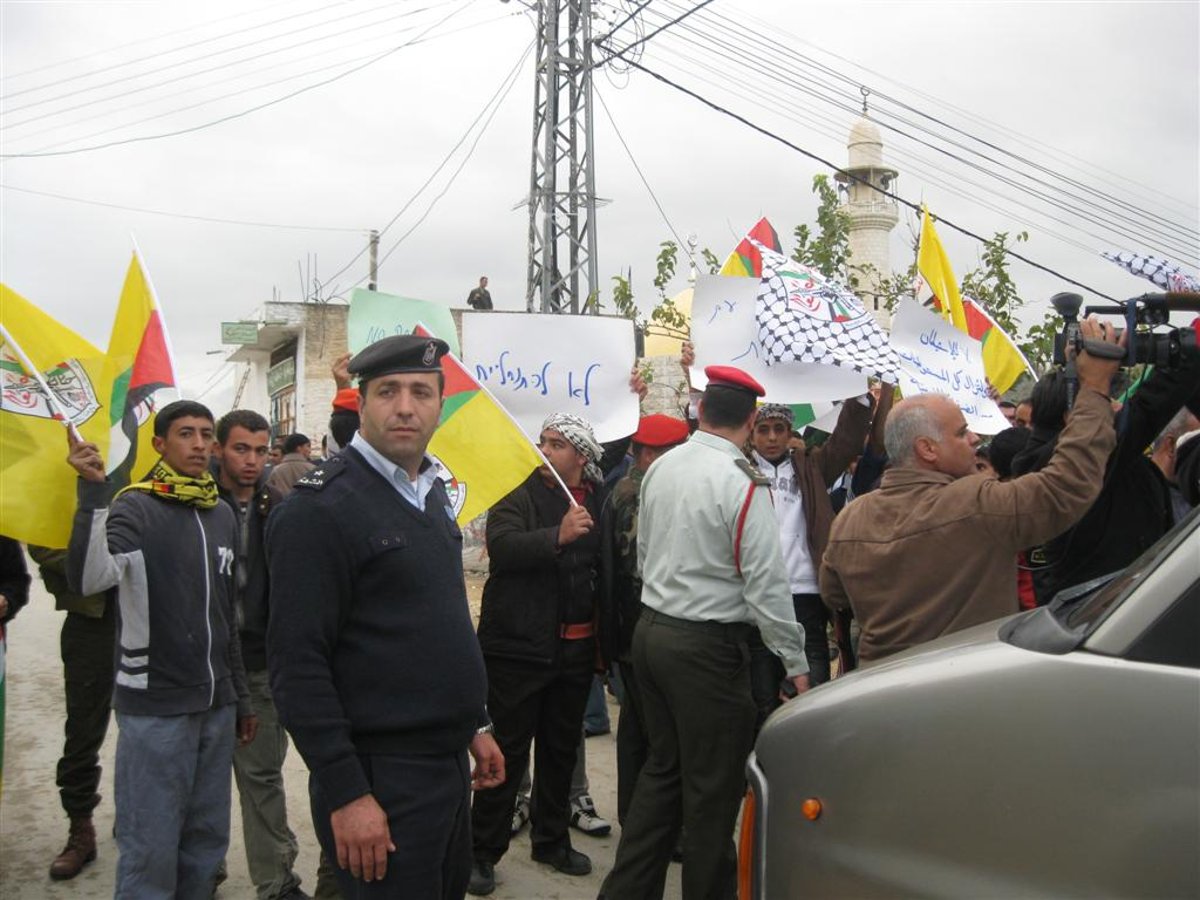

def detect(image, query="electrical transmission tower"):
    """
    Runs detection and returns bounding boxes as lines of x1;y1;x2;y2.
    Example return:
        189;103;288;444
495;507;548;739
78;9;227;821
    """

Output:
524;0;599;314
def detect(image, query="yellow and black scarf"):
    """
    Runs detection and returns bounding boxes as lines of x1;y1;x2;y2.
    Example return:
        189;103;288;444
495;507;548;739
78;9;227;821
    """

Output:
116;460;220;509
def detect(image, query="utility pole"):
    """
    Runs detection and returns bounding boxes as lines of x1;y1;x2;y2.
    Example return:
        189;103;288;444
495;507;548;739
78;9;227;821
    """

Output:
368;229;379;291
524;0;599;314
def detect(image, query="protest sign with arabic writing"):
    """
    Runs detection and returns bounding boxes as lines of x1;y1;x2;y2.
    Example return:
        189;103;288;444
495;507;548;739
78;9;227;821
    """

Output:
891;298;1010;435
689;275;867;403
461;311;637;442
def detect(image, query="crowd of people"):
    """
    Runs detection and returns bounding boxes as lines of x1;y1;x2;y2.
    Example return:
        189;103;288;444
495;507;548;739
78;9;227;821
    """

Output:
1;313;1198;900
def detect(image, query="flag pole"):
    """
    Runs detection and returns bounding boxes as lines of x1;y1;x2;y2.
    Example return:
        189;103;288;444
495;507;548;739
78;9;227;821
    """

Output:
414;322;578;507
129;233;181;399
0;321;82;440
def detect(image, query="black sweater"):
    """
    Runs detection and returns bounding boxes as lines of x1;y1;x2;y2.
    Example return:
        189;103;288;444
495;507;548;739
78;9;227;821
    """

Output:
265;448;488;812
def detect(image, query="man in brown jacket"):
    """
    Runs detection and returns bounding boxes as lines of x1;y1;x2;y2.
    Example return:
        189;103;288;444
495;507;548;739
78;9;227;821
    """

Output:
820;317;1123;664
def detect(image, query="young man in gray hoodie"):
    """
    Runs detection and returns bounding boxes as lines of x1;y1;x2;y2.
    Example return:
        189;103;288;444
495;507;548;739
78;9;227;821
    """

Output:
67;398;255;899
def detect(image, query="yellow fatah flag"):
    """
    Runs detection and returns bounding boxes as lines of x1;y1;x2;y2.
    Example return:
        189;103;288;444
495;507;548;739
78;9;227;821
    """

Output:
414;326;543;524
0;286;109;547
918;207;968;332
103;253;178;489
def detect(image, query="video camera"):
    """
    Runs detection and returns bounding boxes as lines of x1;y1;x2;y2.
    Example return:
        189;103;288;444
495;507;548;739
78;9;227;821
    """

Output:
1051;291;1200;370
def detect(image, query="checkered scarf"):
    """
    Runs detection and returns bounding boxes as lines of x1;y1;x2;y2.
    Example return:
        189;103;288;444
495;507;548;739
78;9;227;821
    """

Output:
755;403;794;426
542;412;604;485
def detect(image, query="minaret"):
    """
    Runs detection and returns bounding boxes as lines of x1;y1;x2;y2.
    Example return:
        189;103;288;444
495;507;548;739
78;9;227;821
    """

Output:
834;90;899;330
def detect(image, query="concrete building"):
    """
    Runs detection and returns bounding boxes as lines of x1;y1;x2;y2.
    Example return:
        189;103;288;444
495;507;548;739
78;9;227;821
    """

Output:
835;105;900;330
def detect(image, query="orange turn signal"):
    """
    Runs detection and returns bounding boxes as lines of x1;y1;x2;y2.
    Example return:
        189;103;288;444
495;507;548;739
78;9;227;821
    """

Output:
801;797;823;821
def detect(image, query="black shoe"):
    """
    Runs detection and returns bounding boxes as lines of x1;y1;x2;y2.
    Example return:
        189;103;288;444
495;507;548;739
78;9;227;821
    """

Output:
531;846;592;876
467;861;495;896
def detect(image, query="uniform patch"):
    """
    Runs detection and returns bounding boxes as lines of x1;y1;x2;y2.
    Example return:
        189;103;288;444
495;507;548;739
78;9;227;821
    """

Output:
735;457;771;485
295;457;347;490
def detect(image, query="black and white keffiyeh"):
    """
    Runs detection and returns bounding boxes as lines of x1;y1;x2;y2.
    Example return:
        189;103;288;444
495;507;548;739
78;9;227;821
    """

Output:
541;412;604;484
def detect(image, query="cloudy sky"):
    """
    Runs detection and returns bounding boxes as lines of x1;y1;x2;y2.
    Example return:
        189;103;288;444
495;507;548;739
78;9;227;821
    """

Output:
2;0;1197;410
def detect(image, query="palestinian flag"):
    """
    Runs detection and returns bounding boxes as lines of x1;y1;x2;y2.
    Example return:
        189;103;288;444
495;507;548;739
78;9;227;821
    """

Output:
414;325;543;524
720;217;782;278
104;253;177;488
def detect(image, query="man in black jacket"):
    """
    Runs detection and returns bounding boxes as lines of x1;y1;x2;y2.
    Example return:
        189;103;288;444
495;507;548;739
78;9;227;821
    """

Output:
267;335;504;899
1012;349;1200;603
468;412;607;896
214;409;308;900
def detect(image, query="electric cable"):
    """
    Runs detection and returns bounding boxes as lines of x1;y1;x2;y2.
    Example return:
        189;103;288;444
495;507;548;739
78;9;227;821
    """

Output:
0;2;472;160
620;57;1123;301
0;183;365;232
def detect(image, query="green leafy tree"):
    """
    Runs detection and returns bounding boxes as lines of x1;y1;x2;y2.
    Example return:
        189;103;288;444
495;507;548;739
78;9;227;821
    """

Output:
792;174;854;285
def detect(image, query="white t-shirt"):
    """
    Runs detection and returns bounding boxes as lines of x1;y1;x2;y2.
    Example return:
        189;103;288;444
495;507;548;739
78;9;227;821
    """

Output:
752;450;819;594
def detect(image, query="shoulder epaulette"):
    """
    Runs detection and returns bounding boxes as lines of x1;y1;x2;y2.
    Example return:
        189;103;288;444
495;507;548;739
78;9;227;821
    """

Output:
295;456;347;491
735;457;771;486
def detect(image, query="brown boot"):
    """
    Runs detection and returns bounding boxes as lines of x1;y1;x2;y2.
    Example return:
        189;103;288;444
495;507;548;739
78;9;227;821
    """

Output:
49;816;97;880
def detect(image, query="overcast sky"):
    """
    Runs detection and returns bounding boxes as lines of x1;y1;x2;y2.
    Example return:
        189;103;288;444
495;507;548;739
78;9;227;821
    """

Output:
2;0;1197;410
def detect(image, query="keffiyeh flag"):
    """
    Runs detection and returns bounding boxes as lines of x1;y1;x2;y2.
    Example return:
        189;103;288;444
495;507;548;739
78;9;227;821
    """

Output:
1102;250;1200;293
754;241;900;382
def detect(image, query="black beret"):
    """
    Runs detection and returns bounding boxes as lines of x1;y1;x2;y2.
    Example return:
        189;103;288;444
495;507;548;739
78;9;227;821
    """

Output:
348;334;449;383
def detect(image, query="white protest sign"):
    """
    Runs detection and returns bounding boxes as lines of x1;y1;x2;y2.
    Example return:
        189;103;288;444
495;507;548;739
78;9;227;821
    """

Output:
689;274;867;403
461;311;638;442
891;298;1011;435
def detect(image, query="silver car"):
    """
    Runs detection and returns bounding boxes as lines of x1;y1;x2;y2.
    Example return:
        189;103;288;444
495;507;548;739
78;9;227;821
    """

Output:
741;509;1200;899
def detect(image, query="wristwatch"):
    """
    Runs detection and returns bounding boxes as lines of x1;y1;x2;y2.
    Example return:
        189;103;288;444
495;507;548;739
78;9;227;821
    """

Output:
475;722;495;736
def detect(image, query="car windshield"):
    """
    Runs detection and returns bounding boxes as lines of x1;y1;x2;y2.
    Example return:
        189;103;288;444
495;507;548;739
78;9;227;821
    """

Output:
1057;506;1200;631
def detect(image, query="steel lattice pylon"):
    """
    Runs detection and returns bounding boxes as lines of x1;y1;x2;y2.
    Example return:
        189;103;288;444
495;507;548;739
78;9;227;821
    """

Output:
524;0;598;314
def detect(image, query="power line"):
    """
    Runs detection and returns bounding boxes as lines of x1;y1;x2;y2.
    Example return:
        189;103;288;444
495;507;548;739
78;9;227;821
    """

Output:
0;2;473;160
643;6;1199;263
593;0;717;69
0;0;313;82
621;58;1122;302
317;39;534;292
594;86;689;261
14;11;516;153
2;1;451;126
0;183;365;232
0;0;354;100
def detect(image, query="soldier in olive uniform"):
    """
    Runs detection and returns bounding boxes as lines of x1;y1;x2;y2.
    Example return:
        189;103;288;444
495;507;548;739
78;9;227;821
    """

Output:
599;414;690;826
600;367;809;900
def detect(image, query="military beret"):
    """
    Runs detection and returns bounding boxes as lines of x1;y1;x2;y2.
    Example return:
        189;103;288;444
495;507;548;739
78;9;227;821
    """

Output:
704;365;765;397
631;414;689;447
348;334;448;382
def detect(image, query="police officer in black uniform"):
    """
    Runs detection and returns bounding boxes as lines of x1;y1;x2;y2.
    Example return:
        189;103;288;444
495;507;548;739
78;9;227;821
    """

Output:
266;334;505;899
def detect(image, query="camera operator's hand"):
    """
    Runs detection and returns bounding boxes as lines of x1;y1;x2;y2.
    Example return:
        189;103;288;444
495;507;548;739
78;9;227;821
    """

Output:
1075;315;1126;396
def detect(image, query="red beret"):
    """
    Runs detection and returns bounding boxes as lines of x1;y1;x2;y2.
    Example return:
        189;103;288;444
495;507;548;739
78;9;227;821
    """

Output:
704;365;765;397
332;387;359;412
631;414;689;448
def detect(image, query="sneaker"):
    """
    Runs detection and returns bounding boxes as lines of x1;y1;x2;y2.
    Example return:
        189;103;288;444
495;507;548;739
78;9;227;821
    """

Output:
510;795;531;837
531;845;592;876
570;796;612;837
467;860;496;896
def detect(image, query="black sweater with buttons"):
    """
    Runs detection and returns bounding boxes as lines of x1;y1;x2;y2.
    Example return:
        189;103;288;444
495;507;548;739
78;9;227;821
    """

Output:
265;447;488;812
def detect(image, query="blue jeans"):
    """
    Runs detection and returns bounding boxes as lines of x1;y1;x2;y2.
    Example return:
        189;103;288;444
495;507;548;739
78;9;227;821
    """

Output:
114;704;236;900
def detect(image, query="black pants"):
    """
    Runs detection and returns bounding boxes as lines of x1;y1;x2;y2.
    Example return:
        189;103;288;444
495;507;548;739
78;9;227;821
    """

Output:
748;592;831;728
601;609;757;900
614;657;648;826
309;750;471;900
471;640;593;865
59;604;116;818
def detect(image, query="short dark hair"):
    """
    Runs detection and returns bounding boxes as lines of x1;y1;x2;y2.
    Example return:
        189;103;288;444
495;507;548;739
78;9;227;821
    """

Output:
283;433;310;454
987;426;1031;479
1029;370;1070;432
216;409;270;445
153;399;214;438
699;385;756;430
329;409;359;448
